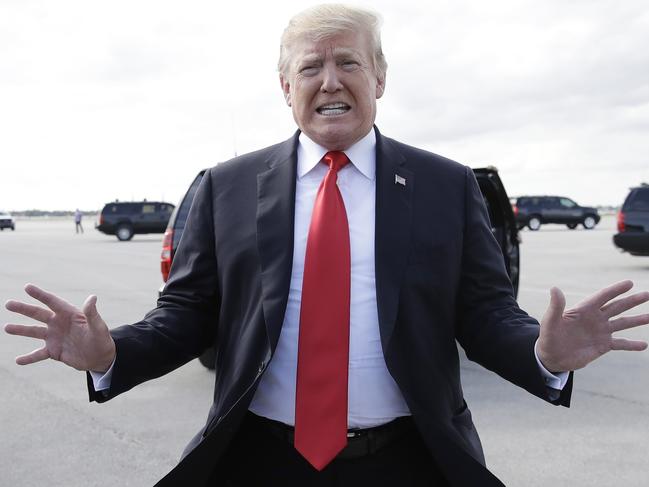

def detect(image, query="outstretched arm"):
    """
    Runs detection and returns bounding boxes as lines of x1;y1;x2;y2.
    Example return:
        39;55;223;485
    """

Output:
537;280;649;373
4;284;116;373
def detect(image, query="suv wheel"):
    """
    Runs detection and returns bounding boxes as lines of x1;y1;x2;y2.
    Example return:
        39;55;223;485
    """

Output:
116;224;134;241
567;223;578;230
527;216;541;231
198;348;216;370
582;216;596;229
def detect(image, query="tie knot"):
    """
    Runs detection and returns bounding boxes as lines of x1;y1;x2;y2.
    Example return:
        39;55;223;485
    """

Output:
323;151;349;173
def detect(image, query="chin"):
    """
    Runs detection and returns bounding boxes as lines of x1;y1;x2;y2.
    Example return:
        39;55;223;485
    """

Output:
311;126;361;150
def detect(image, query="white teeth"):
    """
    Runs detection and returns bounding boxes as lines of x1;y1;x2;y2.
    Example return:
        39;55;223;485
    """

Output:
317;103;350;115
319;108;348;115
320;103;348;109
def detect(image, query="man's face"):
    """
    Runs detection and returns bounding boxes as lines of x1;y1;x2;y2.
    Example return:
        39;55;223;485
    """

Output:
280;30;385;151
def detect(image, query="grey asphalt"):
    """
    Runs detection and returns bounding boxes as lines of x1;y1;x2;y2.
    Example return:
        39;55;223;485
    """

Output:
1;216;648;486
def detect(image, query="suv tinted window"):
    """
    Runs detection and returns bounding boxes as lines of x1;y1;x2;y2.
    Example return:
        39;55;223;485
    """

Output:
624;189;649;211
106;203;138;215
518;197;543;207
545;197;560;208
559;198;576;208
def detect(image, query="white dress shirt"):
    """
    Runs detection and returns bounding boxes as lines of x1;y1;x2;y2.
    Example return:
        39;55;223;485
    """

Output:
249;130;411;428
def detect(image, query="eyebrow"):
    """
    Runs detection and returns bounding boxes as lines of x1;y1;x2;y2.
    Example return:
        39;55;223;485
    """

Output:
297;47;363;66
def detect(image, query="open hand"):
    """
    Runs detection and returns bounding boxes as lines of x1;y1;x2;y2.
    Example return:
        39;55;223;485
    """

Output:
537;280;649;373
4;284;116;372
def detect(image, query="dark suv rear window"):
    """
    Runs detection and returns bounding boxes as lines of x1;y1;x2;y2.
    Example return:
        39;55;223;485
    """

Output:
106;203;139;215
623;189;649;211
517;197;543;207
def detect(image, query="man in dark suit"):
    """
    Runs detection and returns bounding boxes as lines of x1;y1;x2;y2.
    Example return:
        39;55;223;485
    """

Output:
5;4;649;486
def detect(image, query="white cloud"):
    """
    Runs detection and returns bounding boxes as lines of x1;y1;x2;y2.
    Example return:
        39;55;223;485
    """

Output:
1;0;647;210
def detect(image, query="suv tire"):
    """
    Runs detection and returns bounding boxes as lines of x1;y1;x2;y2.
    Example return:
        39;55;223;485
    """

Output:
527;216;541;231
567;223;578;229
198;348;216;370
116;224;134;241
583;215;596;230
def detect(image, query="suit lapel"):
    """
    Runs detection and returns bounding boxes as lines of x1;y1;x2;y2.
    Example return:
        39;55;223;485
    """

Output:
256;132;299;352
374;128;414;348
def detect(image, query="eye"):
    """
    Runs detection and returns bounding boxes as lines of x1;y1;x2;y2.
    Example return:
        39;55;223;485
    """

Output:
340;60;360;71
299;66;319;77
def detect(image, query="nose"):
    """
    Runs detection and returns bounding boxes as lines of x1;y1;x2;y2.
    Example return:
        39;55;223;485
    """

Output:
320;64;343;93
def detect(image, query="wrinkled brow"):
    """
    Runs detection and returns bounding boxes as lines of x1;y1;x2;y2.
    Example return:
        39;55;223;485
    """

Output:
298;47;363;65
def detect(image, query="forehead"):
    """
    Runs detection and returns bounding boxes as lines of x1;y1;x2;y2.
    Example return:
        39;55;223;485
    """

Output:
290;30;372;63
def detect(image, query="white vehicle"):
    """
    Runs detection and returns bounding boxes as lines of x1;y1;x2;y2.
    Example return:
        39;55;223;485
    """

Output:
0;211;15;231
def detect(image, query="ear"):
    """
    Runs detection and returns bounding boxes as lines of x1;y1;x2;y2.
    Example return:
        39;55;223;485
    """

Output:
375;74;386;99
280;73;292;107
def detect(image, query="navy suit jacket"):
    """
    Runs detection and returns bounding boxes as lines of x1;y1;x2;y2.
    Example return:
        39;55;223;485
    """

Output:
89;127;572;486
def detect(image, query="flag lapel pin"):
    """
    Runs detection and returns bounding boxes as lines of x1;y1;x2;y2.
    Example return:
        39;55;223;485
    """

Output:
395;174;406;186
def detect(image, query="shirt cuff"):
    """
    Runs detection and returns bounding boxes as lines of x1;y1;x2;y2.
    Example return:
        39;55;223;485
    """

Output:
88;357;116;392
534;339;569;390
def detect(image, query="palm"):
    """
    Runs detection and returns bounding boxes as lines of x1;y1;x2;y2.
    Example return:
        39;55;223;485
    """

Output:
537;281;649;372
4;284;115;372
46;306;93;369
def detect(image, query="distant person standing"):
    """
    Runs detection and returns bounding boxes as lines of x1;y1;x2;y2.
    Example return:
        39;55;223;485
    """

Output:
74;209;83;234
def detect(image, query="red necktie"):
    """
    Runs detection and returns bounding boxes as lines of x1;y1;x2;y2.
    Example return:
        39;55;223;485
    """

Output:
295;151;351;470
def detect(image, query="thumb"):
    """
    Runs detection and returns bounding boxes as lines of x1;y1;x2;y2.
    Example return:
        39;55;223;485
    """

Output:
82;295;101;326
542;287;566;329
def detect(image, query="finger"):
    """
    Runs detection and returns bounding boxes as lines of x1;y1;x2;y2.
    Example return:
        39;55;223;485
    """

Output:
5;300;53;323
16;346;50;365
609;313;649;332
542;287;566;327
611;338;648;352
24;283;70;312
82;295;101;329
601;291;649;319
579;280;634;308
4;324;48;340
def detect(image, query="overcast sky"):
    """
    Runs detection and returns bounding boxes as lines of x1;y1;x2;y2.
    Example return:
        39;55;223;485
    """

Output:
1;0;647;211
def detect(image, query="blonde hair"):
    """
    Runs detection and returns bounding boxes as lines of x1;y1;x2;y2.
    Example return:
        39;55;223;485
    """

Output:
278;4;387;81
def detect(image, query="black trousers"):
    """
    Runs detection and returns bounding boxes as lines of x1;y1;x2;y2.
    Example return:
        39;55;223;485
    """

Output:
221;413;449;487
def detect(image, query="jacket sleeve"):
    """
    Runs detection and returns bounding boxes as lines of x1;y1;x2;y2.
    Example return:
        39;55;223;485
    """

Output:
454;167;571;406
89;168;220;402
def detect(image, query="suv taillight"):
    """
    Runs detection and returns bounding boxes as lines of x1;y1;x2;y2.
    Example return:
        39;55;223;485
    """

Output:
617;211;625;233
160;229;174;282
512;205;518;217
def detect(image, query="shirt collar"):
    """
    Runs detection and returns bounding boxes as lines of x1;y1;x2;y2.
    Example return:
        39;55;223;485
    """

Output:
297;129;376;181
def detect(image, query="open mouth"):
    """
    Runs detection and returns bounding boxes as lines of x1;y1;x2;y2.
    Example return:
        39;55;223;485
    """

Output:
316;102;351;116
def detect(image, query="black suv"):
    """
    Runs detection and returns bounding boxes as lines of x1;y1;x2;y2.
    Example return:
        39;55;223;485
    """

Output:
0;211;15;231
96;201;174;241
512;196;600;231
160;167;521;369
613;184;649;256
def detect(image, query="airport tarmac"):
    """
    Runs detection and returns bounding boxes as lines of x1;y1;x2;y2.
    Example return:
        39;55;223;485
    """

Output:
1;216;648;486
